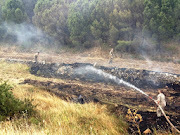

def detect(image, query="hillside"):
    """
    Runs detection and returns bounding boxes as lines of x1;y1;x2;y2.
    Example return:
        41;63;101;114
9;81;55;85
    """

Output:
0;0;179;134
0;55;179;134
0;61;128;135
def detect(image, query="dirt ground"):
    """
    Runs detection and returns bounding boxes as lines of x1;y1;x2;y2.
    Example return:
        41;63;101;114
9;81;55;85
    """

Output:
0;47;180;74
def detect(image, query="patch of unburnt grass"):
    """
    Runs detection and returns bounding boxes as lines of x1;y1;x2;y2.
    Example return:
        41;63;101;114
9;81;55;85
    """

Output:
0;61;129;134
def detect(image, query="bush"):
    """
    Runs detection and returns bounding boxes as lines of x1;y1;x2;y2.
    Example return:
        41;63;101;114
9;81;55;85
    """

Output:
164;45;178;54
0;81;35;121
115;40;132;53
83;41;92;49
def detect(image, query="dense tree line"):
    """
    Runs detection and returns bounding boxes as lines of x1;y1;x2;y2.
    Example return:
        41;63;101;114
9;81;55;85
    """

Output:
2;0;27;23
143;0;180;41
0;0;179;51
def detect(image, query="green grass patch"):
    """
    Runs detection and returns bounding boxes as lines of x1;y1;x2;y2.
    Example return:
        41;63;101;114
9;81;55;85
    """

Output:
0;81;36;121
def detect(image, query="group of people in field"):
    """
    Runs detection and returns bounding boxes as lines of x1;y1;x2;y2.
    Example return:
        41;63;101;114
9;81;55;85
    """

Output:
34;47;167;119
107;46;167;118
34;48;115;64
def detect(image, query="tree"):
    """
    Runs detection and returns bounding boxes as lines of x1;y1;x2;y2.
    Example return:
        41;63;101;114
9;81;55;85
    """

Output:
143;0;178;41
22;0;38;23
33;0;71;46
15;8;24;24
0;5;3;25
109;25;119;45
68;0;94;48
2;0;27;24
0;5;6;41
90;0;111;43
90;0;144;45
174;0;180;40
127;0;144;39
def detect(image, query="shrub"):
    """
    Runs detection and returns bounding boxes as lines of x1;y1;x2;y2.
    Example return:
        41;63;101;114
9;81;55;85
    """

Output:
83;41;92;49
164;45;178;54
115;40;132;53
0;81;35;121
126;109;143;135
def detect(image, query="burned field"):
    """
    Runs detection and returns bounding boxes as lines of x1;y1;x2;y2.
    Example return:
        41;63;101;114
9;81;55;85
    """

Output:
24;62;180;133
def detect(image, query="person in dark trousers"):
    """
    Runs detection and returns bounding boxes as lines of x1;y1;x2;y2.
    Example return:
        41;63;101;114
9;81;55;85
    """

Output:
34;52;40;63
78;95;85;104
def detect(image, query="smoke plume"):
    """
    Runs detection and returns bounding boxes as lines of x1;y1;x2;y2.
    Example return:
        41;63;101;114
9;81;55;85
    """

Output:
1;22;52;48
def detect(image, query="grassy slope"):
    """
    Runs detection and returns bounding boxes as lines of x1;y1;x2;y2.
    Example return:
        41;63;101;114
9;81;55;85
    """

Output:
0;61;128;135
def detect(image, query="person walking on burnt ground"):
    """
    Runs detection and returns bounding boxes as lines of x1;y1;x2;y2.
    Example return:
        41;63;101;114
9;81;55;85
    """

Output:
34;52;40;63
108;48;114;64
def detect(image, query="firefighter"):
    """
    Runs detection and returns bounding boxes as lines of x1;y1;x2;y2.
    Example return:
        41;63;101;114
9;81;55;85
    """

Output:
156;90;166;117
108;48;114;64
34;52;40;63
78;95;85;104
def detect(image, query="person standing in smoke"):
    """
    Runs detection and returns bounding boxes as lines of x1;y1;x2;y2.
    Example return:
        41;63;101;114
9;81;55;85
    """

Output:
108;48;114;64
156;90;166;117
34;52;40;63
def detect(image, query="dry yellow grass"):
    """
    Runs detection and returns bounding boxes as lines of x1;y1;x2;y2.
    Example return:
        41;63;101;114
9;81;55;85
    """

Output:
0;61;128;135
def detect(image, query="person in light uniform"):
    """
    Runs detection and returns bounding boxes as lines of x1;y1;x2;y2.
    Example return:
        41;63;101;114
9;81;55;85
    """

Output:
156;89;166;117
34;52;40;63
108;48;114;64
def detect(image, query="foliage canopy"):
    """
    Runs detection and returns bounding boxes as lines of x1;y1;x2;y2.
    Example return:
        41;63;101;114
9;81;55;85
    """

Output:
0;0;179;51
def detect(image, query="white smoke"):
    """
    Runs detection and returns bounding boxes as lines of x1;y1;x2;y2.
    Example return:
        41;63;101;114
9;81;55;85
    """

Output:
5;22;41;43
2;22;51;47
74;65;149;97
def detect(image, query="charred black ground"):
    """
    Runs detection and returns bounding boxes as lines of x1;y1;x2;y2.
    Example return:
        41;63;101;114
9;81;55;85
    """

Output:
22;62;180;133
29;62;180;89
4;59;180;133
23;78;180;134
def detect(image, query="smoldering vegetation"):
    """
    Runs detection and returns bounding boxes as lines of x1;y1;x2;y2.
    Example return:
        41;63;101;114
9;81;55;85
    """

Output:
23;62;180;133
28;62;180;89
